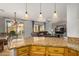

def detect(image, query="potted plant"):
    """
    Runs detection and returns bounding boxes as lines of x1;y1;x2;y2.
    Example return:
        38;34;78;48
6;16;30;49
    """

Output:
9;31;18;39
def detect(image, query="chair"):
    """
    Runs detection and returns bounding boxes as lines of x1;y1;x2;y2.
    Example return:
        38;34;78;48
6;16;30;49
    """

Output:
0;33;8;45
0;40;4;52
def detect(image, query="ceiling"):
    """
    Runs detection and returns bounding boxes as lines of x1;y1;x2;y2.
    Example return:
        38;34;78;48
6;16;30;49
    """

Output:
0;3;67;23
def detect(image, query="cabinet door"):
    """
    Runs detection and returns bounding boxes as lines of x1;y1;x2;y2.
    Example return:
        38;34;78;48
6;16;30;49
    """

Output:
46;47;64;56
78;53;79;56
47;47;64;54
16;46;29;56
30;52;45;56
68;49;77;56
30;45;45;56
30;46;45;52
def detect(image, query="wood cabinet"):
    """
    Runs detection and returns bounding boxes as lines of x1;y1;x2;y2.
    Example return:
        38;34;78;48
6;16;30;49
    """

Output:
30;46;45;52
16;46;29;56
17;53;28;56
64;48;78;56
30;45;45;56
47;47;64;53
47;53;63;56
30;52;45;56
78;53;79;56
16;45;79;56
64;48;69;56
46;47;64;56
68;48;77;56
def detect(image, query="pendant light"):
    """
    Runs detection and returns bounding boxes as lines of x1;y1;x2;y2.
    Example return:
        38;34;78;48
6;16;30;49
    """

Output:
38;3;45;22
39;3;43;18
12;12;17;25
11;12;17;33
25;3;29;19
53;3;57;18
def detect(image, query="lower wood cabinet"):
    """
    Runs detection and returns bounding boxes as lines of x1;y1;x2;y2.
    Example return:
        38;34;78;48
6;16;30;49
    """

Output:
46;47;64;56
16;46;29;56
68;48;77;56
15;45;79;56
30;45;45;56
64;48;78;56
47;53;64;56
47;47;64;54
30;45;45;52
17;53;29;56
30;52;45;56
78;53;79;56
68;53;77;56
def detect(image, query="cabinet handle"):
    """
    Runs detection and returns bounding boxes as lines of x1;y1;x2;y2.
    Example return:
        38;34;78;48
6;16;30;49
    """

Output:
54;50;58;52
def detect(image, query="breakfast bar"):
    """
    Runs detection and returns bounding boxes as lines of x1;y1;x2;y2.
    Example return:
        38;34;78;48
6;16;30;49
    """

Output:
9;37;79;56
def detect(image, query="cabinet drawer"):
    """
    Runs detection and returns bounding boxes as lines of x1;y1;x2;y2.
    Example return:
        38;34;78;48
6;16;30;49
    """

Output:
48;47;64;54
16;46;29;55
17;53;29;56
30;52;45;56
30;46;45;52
47;53;64;56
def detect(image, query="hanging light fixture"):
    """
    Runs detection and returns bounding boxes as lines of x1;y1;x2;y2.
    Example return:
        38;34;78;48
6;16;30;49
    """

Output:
39;3;43;18
25;3;29;19
38;3;45;22
38;3;43;21
11;12;18;33
53;3;57;18
12;12;17;25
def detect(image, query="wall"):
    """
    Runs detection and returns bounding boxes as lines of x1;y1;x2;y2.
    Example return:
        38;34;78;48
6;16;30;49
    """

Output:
24;20;32;37
45;20;52;34
67;4;79;38
0;17;5;33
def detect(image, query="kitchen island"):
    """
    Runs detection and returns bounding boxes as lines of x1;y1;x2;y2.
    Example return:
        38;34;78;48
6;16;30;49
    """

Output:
9;37;79;56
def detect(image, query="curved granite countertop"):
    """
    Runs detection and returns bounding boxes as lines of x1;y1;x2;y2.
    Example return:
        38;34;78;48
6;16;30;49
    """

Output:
9;37;79;52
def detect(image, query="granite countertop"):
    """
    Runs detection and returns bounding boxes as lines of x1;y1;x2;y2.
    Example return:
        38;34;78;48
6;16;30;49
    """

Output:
9;37;79;51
